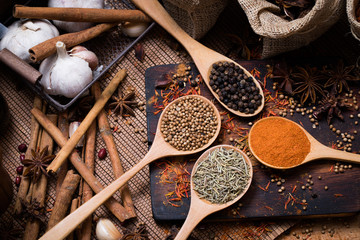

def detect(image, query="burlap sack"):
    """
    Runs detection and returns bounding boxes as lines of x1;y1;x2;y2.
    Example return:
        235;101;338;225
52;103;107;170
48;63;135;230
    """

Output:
163;0;228;39
347;0;360;41
237;0;344;58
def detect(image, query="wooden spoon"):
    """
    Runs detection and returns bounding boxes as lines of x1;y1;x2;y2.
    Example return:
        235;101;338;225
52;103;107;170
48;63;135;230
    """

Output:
175;145;253;240
131;0;265;117
39;95;221;240
248;117;360;169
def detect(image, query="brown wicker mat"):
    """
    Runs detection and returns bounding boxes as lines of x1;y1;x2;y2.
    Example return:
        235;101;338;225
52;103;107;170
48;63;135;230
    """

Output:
2;0;359;239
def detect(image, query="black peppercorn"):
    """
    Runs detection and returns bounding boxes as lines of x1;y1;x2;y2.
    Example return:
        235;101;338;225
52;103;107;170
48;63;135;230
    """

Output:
208;61;262;114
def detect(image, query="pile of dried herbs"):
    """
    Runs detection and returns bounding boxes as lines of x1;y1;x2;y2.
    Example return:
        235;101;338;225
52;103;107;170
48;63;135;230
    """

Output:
193;148;251;204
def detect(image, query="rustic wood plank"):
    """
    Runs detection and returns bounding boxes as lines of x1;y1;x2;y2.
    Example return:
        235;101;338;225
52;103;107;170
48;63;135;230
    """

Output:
145;61;360;221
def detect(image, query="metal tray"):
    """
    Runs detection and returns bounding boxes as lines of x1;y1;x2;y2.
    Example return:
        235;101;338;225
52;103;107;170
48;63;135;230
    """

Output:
1;0;154;111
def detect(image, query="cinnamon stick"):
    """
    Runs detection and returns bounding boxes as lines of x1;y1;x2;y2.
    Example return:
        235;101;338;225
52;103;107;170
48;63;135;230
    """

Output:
47;69;127;173
47;170;80;231
29;23;117;63
14;96;42;215
92;82;136;218
55;111;69;196
80;121;96;240
0;49;42;84
67;198;80;240
14;5;151;23
24;114;57;240
31;108;131;222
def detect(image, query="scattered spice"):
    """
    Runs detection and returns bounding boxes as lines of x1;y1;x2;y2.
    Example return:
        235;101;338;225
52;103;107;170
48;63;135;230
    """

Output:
270;61;295;95
155;73;173;89
22;146;55;183
16;166;24;175
121;222;149;240
18;143;27;153
313;91;352;125
20;154;25;163
293;66;325;104
98;148;107;160
192;147;251;204
160;96;218;151
134;43;145;62
109;87;138;118
15;176;21;186
209;61;262;114
157;160;190;207
249;117;311;168
323;60;358;93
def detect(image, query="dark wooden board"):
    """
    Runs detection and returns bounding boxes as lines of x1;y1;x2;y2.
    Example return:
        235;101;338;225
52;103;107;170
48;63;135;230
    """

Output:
145;61;360;222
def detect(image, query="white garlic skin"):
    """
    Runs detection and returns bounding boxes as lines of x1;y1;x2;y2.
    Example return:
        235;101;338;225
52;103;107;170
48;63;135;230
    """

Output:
0;20;59;62
122;22;149;38
39;41;93;98
70;46;99;70
48;0;104;32
96;218;123;240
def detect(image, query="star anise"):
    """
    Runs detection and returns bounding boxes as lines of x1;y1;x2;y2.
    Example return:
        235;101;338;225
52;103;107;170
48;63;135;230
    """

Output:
313;91;352;125
323;60;359;93
121;222;149;240
109;87;138;118
22;201;46;223
270;61;295;95
22;146;55;183
293;66;326;105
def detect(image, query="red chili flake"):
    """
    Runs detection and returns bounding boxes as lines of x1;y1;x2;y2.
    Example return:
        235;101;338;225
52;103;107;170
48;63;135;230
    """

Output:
134;43;145;61
113;126;118;132
329;165;334;172
292;185;297;193
264;205;273;211
334;194;344;197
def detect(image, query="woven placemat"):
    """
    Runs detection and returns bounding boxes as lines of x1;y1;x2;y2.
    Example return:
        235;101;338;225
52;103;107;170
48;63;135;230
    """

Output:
3;0;358;239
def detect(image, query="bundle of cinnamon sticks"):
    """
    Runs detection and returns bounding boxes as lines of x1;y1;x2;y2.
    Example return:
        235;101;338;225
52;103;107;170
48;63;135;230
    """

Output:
13;69;137;239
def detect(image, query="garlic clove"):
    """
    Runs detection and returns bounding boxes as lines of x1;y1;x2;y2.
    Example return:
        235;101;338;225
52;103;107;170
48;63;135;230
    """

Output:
70;46;99;71
96;218;123;240
122;22;149;38
69;121;84;147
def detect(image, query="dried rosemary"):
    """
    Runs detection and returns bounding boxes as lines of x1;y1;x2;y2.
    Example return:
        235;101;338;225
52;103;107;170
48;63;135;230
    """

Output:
192;148;250;204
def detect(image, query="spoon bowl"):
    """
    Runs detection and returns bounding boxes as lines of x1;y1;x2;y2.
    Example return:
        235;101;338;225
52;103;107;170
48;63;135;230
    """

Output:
40;95;221;240
249;117;360;169
131;0;265;117
175;145;253;240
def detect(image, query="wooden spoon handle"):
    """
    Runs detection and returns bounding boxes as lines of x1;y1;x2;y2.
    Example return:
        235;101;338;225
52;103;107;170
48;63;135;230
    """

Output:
130;0;226;79
308;145;360;164
39;153;155;240
174;204;208;240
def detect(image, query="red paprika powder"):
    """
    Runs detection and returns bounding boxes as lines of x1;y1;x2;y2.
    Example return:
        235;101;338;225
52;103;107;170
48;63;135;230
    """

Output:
249;117;311;168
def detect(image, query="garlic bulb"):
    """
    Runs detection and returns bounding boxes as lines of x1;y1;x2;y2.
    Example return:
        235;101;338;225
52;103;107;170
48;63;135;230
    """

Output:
96;218;123;240
70;46;99;70
39;41;93;98
122;22;149;38
48;0;104;32
0;20;59;62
